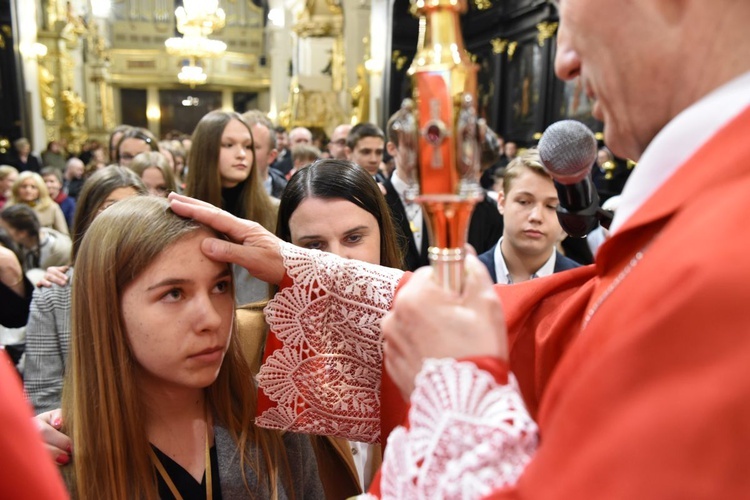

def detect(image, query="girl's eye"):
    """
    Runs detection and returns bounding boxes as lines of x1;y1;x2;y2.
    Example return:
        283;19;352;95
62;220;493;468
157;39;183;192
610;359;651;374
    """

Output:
213;280;231;294
305;241;324;250
345;234;363;244
162;288;183;302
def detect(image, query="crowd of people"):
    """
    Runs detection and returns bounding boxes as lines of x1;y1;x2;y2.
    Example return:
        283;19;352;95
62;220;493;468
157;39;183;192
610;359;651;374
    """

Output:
3;0;750;496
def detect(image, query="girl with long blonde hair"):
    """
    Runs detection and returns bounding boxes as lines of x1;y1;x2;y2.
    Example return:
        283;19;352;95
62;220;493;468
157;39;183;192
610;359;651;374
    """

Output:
61;196;322;499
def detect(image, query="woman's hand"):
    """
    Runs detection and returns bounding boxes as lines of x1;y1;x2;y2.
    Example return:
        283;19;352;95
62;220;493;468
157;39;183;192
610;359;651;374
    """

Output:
36;265;70;288
34;409;72;466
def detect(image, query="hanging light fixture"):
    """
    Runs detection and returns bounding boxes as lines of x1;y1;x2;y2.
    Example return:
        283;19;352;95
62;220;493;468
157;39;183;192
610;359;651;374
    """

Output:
177;59;208;88
165;0;227;84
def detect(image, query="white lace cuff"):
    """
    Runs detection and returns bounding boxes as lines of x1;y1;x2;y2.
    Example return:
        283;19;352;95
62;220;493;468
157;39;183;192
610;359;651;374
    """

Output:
256;242;404;443
380;358;538;499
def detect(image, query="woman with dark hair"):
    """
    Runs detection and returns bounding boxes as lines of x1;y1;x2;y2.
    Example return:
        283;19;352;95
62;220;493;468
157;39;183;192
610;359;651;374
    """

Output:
252;159;402;497
186;110;278;304
24;166;148;413
278;159;403;270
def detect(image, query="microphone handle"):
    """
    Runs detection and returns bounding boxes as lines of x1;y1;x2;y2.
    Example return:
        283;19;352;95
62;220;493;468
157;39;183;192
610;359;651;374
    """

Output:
554;176;596;214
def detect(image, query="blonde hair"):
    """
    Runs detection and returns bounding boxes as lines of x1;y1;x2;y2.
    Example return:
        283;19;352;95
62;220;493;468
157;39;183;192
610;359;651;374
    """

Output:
0;164;18;181
10;171;53;210
502;148;549;194
62;196;290;499
129;151;178;195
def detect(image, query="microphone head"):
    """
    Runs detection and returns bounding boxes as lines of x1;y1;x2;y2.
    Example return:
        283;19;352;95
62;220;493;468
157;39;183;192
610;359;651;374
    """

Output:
538;120;598;184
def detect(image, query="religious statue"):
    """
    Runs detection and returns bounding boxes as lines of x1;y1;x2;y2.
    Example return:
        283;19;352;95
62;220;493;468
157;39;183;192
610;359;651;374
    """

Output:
61;89;86;129
350;63;369;125
38;64;56;122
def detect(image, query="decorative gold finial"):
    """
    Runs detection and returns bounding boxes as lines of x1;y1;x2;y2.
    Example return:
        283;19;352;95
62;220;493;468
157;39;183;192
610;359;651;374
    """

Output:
491;38;508;54
536;21;558;47
507;41;518;61
393;50;409;71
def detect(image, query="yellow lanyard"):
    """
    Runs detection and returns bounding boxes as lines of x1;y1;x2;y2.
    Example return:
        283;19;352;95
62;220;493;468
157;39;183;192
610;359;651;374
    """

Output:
149;422;213;500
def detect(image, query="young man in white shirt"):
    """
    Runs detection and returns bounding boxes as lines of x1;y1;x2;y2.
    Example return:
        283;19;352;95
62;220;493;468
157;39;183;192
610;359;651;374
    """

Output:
478;149;580;284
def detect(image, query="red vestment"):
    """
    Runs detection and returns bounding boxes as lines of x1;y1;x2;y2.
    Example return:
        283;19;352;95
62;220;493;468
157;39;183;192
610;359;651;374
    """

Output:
256;106;750;498
379;105;750;498
0;351;69;499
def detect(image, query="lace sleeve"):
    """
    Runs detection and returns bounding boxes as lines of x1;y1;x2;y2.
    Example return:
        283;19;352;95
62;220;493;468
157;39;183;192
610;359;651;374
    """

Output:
256;242;404;443
379;359;538;499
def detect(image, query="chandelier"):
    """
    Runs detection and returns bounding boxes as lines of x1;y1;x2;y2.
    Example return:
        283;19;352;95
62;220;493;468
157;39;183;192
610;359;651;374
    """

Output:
178;60;208;87
165;0;227;85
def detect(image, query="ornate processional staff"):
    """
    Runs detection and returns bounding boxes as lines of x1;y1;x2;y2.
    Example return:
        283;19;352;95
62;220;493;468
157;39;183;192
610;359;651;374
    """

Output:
391;0;483;292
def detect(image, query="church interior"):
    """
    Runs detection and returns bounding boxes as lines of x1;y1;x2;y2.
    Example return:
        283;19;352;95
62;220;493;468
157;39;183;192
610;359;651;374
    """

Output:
0;0;609;160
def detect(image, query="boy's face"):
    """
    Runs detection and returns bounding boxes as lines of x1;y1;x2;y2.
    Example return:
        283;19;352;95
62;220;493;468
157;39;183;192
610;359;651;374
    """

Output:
347;136;384;176
499;167;564;259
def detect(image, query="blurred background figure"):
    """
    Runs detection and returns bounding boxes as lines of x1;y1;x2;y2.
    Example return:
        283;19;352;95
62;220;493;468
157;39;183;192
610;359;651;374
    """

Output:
7;172;68;235
289;144;321;180
242;110;288;199
328;124;352;160
9;138;42;174
129;151;177;197
41;167;76;229
62;158;85;201
0;165;19;210
185;110;277;304
114;127;159;167
0;204;71;273
40;141;67;172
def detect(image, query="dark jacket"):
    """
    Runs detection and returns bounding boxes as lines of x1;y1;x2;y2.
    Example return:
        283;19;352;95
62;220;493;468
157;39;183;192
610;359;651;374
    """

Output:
478;244;581;284
382;178;429;271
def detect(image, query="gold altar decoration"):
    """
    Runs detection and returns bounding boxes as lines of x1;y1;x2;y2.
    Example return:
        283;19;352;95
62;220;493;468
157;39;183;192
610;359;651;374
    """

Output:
38;63;56;122
491;37;508;54
294;0;343;37
507;41;518;61
286;77;346;135
350;64;370;125
392;50;410;71
536;21;558;47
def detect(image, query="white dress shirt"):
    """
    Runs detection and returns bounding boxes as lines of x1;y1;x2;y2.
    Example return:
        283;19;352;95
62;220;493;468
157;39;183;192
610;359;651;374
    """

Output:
494;238;557;285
